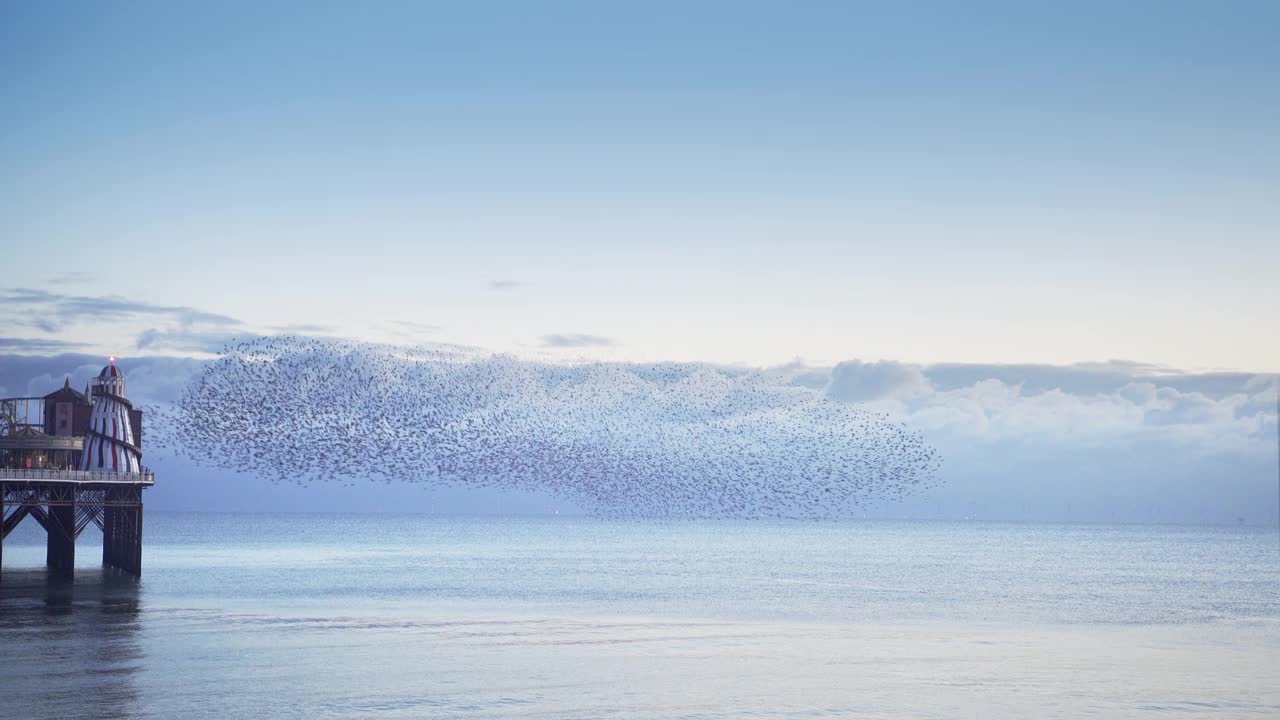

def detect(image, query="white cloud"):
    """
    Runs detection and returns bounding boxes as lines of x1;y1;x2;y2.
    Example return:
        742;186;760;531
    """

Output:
824;360;933;403
788;363;1279;491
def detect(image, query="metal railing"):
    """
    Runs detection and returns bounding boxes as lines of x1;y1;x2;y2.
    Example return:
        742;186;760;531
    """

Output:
0;468;155;484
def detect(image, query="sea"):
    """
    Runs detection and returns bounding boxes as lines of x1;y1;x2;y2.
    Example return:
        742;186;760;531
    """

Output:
1;514;1278;719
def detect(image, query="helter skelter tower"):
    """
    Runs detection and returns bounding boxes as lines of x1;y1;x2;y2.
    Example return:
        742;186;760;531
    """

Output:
81;359;142;473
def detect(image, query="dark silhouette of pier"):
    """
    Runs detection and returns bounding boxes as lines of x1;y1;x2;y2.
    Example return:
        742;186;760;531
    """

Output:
1;471;153;576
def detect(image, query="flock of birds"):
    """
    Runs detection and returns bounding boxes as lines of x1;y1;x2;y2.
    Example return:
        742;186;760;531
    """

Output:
149;336;942;518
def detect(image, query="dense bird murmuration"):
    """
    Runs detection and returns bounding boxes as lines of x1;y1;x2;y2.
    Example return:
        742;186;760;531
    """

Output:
149;337;943;518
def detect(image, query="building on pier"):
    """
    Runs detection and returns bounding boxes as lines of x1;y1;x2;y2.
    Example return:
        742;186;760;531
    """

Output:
1;359;155;577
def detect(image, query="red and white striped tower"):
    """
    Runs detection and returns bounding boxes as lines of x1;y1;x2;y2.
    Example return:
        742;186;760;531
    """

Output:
80;357;142;473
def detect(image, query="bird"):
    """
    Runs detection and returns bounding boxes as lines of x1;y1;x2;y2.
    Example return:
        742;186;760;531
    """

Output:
146;336;943;519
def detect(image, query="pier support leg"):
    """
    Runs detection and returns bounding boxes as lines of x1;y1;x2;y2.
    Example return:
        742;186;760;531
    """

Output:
121;503;143;576
46;501;77;576
104;497;143;577
133;504;143;575
102;505;116;568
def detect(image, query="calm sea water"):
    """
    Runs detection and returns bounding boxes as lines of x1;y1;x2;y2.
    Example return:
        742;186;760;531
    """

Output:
2;514;1278;719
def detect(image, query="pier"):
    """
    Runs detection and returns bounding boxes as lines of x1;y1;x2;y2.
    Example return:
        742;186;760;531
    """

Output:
1;470;154;575
1;362;155;577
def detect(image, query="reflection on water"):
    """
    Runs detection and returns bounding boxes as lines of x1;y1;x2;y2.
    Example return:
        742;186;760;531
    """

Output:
0;570;143;720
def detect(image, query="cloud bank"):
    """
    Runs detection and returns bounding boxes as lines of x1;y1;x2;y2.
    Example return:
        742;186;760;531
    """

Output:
809;359;1275;455
2;288;241;334
0;349;1274;523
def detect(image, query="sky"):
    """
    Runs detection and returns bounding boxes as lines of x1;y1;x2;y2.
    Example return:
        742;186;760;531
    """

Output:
3;1;1278;369
1;2;1277;521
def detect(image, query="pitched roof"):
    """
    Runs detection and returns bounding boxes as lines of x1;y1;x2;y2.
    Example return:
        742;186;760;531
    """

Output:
43;377;87;403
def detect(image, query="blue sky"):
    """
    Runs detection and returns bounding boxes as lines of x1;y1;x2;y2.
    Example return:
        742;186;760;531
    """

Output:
1;3;1277;520
3;1;1277;369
